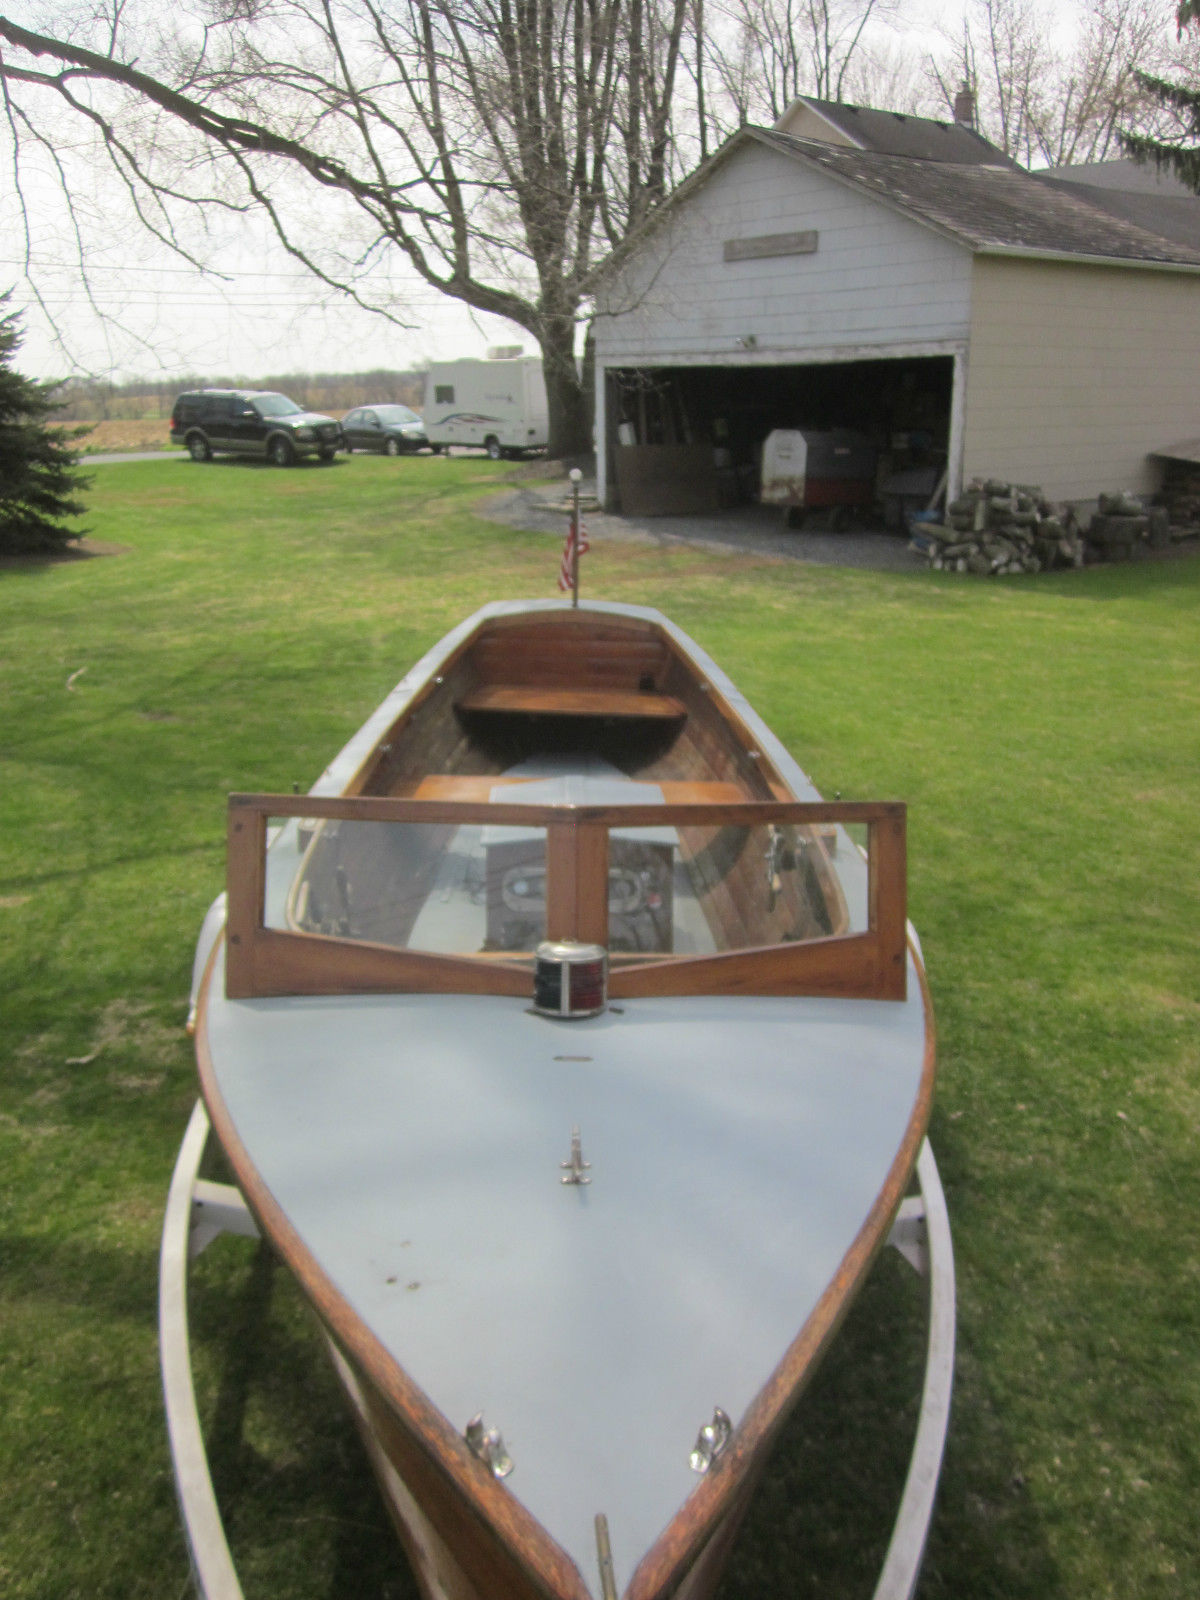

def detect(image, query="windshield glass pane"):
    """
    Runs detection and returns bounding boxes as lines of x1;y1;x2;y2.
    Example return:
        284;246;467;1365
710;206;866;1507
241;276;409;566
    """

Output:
265;816;548;956
253;393;303;417
260;813;869;960
375;406;421;424
668;820;867;952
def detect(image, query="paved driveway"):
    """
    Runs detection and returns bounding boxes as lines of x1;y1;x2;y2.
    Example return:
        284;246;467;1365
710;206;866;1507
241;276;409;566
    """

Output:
482;478;926;572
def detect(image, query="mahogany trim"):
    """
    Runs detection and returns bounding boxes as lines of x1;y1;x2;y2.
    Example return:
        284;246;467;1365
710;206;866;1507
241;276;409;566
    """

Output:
456;685;686;720
194;962;594;1600
224;794;907;1003
193;928;935;1600
545;820;609;945
624;936;938;1600
227;927;533;1000
610;931;893;1001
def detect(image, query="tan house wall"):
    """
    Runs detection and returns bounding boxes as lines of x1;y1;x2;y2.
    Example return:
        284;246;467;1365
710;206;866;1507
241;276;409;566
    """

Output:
963;255;1200;501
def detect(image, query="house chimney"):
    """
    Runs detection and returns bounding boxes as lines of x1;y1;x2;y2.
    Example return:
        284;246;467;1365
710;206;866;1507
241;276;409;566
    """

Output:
953;84;976;129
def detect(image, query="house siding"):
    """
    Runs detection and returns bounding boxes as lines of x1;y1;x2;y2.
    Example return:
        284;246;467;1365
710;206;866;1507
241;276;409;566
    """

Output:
963;255;1200;500
595;140;973;364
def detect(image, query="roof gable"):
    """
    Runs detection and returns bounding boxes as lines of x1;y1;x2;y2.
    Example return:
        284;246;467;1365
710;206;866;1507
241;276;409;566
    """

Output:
776;95;1017;168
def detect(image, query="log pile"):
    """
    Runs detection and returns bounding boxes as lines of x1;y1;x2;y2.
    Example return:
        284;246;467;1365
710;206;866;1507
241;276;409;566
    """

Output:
916;480;1086;574
1151;461;1200;532
1086;492;1171;560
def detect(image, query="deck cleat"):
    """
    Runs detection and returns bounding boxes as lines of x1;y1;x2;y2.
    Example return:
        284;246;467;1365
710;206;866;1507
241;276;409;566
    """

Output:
465;1413;514;1478
560;1125;592;1186
689;1407;732;1473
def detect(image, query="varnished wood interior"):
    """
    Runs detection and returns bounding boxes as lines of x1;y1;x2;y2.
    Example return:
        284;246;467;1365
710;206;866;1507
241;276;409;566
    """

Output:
354;611;776;803
222;612;909;1001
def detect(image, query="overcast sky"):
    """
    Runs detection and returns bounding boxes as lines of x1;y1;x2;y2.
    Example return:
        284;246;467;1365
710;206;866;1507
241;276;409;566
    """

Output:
0;203;529;384
1;0;1088;386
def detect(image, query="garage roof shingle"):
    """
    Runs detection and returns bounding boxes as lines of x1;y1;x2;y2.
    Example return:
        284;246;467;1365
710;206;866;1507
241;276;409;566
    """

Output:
786;97;1019;167
756;131;1200;267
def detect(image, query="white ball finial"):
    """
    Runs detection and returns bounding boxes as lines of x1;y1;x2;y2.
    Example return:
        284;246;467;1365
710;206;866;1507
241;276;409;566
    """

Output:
569;467;582;482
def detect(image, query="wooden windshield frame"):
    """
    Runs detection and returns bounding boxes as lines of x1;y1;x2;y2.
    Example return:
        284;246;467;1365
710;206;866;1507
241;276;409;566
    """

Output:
224;792;907;1002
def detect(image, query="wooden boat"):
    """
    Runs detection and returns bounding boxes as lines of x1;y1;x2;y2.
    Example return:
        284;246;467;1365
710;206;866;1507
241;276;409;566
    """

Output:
183;598;943;1600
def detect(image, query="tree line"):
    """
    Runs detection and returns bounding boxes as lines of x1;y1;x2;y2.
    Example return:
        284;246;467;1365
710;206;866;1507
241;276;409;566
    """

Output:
51;370;425;424
933;0;1200;170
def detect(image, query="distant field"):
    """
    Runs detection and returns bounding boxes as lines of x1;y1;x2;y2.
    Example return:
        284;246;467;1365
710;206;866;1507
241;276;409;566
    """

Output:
58;418;176;453
61;416;372;453
2;456;1198;1600
52;369;424;430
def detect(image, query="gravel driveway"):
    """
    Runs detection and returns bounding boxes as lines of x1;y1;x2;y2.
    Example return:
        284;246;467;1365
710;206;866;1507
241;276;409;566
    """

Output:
481;476;926;571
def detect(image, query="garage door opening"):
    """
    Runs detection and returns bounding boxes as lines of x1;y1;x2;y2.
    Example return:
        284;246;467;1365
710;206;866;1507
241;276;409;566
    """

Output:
603;355;954;525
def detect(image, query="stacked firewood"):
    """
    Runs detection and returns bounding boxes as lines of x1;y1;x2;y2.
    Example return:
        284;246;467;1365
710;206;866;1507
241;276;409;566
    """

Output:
916;480;1086;574
1143;461;1200;533
1086;492;1171;560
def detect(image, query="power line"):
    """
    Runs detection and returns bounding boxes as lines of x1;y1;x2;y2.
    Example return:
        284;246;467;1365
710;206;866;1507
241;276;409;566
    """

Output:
0;258;409;281
0;259;524;302
16;297;429;311
2;284;463;307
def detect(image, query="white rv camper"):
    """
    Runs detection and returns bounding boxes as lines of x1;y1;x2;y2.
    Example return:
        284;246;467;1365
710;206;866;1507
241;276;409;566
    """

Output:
424;351;549;458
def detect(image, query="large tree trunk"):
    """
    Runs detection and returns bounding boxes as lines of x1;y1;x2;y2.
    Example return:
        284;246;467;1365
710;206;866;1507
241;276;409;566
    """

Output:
541;316;591;461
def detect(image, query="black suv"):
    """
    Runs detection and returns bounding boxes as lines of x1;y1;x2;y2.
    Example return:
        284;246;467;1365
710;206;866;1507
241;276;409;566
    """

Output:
170;390;342;465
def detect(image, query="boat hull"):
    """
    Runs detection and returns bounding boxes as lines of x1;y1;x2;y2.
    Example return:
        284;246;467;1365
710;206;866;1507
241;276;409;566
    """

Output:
192;600;936;1600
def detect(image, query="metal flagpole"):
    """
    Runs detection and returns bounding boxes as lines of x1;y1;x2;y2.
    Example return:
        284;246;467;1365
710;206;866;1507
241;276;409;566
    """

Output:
569;468;582;607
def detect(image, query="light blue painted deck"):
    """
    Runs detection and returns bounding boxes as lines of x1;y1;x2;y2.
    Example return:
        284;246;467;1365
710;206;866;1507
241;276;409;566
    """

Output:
204;955;927;1594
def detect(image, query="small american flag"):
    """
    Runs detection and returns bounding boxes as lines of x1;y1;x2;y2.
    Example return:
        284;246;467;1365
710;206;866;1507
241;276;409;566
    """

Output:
557;516;590;592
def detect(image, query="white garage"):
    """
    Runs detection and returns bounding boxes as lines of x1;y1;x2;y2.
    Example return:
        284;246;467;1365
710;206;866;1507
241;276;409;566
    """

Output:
592;116;1200;517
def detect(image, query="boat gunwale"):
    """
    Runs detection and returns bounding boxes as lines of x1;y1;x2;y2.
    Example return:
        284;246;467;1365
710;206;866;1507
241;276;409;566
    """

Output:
624;942;937;1599
192;931;596;1600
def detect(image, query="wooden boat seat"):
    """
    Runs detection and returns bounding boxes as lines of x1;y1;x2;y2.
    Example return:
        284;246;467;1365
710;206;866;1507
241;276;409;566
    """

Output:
456;684;686;720
398;775;752;803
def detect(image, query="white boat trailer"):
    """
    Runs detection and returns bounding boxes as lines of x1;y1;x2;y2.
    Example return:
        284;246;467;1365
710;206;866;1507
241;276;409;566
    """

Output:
159;1099;955;1600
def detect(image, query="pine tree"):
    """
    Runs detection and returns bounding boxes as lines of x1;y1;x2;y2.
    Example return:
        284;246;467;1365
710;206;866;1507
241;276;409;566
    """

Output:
0;291;88;556
1121;3;1200;190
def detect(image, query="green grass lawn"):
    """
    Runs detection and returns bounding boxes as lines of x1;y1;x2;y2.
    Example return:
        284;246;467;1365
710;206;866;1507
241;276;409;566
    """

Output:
2;454;1197;1599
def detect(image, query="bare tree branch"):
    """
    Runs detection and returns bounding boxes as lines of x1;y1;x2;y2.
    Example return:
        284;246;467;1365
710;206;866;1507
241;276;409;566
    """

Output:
927;0;1190;169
